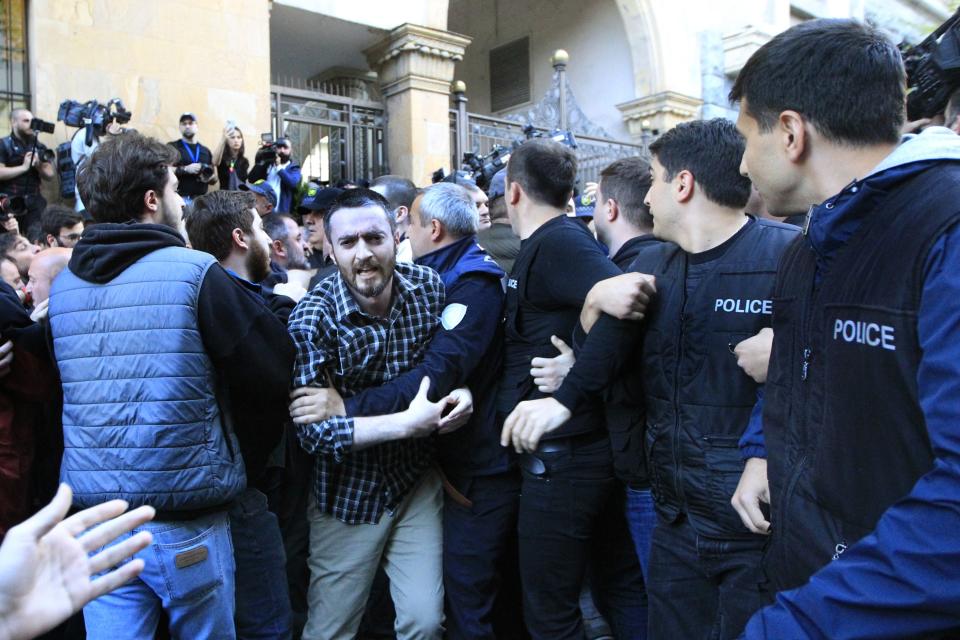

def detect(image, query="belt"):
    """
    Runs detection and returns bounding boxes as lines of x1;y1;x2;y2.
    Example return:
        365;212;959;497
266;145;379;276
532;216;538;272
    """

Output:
519;430;610;477
535;429;608;454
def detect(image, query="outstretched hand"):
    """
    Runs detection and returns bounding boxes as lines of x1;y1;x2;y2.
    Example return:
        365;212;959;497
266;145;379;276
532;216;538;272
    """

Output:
0;485;155;640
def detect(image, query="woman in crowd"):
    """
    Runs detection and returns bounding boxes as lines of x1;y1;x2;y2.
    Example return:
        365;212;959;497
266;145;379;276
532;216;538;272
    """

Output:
213;122;249;190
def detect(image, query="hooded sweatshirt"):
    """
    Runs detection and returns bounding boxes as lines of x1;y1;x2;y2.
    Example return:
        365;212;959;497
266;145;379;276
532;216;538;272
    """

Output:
741;127;960;638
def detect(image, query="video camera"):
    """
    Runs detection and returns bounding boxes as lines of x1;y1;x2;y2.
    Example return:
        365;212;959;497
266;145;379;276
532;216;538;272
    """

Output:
0;193;26;217
58;98;132;145
257;132;291;165
901;8;960;121
28;118;56;163
432;124;577;191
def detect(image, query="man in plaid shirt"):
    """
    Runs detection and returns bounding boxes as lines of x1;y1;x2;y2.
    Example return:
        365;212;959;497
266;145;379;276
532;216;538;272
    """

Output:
287;188;468;640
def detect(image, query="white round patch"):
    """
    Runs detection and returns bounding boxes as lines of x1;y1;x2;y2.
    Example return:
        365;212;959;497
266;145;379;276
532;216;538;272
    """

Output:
441;303;468;330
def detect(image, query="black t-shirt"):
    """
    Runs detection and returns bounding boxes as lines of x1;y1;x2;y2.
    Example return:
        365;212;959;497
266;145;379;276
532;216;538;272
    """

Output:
168;139;213;197
0;132;48;196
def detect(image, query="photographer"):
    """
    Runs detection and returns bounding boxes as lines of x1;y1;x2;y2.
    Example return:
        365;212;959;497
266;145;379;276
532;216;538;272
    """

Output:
0;110;55;243
248;137;301;214
168;112;216;204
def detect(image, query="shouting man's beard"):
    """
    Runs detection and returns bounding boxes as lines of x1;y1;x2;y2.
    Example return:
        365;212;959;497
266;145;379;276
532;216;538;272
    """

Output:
344;257;392;299
247;239;271;283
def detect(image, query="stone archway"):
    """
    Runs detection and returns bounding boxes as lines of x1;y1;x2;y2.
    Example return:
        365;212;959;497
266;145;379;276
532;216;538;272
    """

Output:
614;0;704;136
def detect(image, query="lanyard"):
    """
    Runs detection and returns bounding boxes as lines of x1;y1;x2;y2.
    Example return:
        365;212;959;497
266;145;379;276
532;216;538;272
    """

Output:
181;140;201;164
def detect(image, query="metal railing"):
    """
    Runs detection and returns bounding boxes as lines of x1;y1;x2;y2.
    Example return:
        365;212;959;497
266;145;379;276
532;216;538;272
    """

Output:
449;109;648;185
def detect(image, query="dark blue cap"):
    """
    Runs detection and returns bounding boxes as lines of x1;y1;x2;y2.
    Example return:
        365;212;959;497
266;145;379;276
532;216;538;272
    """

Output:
487;168;507;200
573;192;595;218
298;185;344;213
239;180;277;207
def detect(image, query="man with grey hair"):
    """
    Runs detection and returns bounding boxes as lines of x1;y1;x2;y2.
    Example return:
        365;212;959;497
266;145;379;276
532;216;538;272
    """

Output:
404;181;519;638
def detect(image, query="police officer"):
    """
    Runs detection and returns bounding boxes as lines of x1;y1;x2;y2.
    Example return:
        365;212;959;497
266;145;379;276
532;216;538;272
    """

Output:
0;109;55;242
498;139;646;640
572;119;799;639
731;20;960;638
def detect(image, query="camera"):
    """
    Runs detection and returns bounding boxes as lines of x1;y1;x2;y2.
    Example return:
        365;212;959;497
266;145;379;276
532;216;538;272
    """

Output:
257;132;282;164
432;123;578;191
0;193;26;217
198;164;215;180
30;118;55;135
58;98;133;145
901;8;960;120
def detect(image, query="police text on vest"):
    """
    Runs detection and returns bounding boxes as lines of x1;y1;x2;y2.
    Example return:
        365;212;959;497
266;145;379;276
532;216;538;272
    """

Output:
714;299;772;314
832;319;896;351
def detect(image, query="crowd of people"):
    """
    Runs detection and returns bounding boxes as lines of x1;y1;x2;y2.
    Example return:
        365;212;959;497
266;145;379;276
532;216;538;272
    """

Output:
1;17;960;640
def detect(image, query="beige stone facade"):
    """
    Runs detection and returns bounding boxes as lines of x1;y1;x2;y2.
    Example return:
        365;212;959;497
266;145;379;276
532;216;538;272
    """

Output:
9;0;955;198
28;0;272;164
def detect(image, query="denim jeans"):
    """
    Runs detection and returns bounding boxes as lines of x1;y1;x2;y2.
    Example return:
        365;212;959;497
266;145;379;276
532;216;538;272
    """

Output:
83;511;237;640
647;516;770;640
229;488;292;639
517;436;646;640
625;487;657;580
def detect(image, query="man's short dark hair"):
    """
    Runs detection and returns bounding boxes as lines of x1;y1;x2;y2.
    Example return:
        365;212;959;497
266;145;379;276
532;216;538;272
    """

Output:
370;175;418;211
729;19;905;146
0;232;19;258
78;131;180;224
323;188;396;239
648;119;751;209
41;206;83;240
261;212;296;242
599;157;653;230
506;139;577;209
488;195;507;222
185;191;256;262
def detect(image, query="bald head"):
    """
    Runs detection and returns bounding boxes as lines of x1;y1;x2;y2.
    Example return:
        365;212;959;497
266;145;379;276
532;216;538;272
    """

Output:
26;248;71;304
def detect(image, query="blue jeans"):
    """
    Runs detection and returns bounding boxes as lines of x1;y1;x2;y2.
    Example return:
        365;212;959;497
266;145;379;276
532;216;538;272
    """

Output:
83;511;237;640
230;488;292;639
625;487;656;580
647;517;769;640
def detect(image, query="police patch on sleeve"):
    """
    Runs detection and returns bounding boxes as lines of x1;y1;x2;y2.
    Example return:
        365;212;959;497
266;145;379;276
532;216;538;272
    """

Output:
441;303;468;330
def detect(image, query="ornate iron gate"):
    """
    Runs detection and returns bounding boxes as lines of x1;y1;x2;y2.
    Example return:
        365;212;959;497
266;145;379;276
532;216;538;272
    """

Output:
271;79;387;185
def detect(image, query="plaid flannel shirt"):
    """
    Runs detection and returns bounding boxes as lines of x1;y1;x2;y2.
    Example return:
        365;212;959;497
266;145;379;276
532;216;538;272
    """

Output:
288;261;444;524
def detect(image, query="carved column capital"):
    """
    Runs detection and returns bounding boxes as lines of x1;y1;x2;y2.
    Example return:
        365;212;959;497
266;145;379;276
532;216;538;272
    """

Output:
365;23;471;98
617;91;703;136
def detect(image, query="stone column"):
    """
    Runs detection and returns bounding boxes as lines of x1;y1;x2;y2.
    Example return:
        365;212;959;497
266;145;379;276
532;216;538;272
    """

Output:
617;91;704;138
365;24;471;184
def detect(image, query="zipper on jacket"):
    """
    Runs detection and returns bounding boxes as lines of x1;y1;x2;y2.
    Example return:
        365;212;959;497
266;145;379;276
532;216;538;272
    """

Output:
802;204;815;236
801;347;812;381
671;258;689;507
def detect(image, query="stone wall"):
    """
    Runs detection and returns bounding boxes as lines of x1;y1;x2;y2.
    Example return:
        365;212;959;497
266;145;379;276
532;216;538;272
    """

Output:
29;0;271;168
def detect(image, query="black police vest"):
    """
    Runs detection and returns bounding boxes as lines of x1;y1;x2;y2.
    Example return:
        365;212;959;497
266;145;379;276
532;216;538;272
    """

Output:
498;217;606;439
763;164;960;592
635;219;799;539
